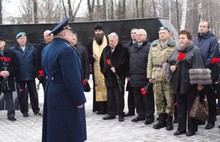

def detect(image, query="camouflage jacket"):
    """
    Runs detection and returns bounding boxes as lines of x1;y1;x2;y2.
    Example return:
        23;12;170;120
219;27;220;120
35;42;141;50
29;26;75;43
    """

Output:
147;38;176;81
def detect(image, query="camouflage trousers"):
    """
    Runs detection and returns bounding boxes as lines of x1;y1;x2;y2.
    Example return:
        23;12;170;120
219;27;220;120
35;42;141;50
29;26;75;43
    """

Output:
153;81;174;115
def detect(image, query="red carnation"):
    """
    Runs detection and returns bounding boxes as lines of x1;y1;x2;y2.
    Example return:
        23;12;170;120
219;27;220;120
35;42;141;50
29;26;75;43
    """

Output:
4;57;11;62
38;70;44;77
211;58;220;64
177;52;186;61
105;58;111;66
18;88;23;92
82;80;87;86
140;88;148;96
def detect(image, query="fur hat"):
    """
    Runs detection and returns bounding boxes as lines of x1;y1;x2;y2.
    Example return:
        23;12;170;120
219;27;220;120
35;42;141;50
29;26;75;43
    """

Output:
94;23;104;31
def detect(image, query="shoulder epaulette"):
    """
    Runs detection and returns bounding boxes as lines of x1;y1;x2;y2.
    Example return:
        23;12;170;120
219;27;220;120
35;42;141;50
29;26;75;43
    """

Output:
151;39;159;46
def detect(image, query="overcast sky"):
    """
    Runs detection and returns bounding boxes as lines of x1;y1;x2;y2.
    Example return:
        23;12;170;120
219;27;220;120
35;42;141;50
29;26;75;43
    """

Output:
2;0;88;18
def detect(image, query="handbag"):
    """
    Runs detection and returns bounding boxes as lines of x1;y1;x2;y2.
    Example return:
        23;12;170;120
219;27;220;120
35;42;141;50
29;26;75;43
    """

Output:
83;80;91;92
189;95;208;121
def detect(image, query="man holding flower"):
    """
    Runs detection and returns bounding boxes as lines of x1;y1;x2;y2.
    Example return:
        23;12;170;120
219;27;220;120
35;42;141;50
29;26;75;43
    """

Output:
100;32;129;122
0;36;17;121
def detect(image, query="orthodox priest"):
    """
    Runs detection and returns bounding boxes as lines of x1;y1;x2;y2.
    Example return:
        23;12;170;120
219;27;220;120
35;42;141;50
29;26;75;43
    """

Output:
87;23;108;114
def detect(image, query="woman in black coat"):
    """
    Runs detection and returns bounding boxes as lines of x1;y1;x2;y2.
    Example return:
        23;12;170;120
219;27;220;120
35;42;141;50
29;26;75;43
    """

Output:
100;32;129;122
168;30;211;136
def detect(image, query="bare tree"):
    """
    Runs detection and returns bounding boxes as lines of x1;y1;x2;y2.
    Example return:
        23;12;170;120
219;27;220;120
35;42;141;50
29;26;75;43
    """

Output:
136;0;138;18
110;0;114;19
175;0;180;31
180;0;187;30
33;0;38;23
38;0;61;23
152;0;156;17
87;0;95;21
61;0;67;17
19;0;34;23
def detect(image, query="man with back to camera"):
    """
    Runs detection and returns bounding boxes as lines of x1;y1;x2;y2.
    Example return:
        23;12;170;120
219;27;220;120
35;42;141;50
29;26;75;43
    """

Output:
41;17;87;142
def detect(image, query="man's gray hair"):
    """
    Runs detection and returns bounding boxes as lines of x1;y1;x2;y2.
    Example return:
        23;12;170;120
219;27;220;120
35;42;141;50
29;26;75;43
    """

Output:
137;29;147;36
108;32;119;40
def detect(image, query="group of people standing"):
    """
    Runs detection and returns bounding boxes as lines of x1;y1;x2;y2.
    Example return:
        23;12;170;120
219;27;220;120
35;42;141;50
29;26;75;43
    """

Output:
89;20;220;137
1;17;219;141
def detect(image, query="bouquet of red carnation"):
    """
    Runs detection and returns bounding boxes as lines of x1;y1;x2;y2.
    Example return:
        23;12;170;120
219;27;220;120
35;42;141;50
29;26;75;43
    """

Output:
0;56;11;91
140;83;151;96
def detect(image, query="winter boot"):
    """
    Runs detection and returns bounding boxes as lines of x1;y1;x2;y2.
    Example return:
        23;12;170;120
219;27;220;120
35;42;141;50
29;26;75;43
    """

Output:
153;114;167;129
166;115;173;130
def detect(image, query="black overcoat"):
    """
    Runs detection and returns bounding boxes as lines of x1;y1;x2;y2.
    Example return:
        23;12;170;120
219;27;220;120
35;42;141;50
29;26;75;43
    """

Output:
168;43;205;94
100;43;129;87
0;48;16;92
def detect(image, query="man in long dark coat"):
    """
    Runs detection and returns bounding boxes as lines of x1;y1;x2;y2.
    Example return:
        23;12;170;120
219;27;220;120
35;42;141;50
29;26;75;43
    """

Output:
41;17;87;142
100;32;129;122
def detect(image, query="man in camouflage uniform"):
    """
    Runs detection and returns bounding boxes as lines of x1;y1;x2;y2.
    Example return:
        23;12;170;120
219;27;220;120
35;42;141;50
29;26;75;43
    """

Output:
147;26;176;130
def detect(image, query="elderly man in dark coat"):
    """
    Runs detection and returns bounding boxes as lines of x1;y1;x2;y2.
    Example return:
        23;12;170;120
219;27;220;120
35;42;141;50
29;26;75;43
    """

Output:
100;32;129;122
41;17;87;142
11;32;41;117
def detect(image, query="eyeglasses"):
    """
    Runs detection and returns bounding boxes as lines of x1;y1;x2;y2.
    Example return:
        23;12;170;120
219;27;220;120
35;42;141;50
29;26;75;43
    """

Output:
131;32;136;34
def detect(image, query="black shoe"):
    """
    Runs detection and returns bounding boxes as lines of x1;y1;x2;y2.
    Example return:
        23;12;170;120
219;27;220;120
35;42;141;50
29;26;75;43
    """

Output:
124;112;135;117
131;116;145;122
144;118;154;125
23;113;29;117
174;130;186;135
186;131;195;136
119;116;124;122
102;115;115;120
34;111;42;116
8;117;16;121
205;123;215;129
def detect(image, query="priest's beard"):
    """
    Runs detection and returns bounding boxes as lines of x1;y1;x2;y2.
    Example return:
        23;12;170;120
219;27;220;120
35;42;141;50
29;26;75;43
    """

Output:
94;33;104;45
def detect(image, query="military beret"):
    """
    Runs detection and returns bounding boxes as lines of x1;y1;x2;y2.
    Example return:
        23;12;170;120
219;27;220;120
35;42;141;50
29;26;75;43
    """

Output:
0;35;5;41
16;32;26;39
159;26;170;32
49;17;72;35
94;23;104;31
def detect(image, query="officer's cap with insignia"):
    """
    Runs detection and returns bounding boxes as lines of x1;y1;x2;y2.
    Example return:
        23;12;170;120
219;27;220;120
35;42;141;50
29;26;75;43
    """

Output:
49;17;72;35
159;26;170;32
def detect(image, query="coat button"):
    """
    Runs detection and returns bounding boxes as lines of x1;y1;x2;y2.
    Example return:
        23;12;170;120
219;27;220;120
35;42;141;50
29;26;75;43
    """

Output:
52;77;54;80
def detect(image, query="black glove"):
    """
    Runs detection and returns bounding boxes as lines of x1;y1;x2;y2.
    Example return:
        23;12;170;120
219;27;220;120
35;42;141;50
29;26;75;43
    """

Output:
37;76;44;83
